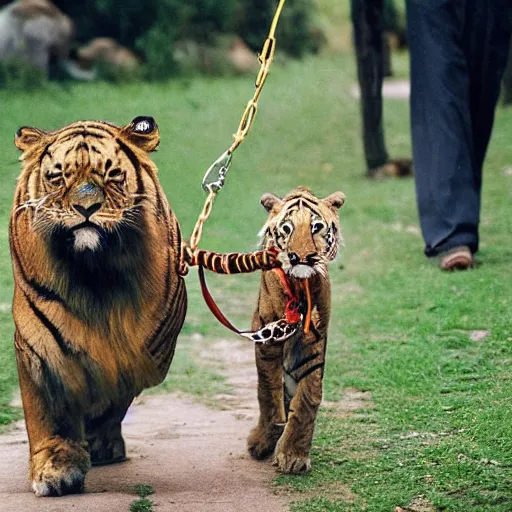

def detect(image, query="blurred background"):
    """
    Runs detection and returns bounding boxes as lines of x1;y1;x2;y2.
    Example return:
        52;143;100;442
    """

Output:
0;0;408;85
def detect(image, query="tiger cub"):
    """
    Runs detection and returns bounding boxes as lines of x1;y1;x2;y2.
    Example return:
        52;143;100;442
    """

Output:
247;186;345;474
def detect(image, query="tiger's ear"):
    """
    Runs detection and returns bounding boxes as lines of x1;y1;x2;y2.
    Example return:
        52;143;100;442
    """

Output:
120;116;160;152
323;191;346;210
260;192;283;212
15;126;48;152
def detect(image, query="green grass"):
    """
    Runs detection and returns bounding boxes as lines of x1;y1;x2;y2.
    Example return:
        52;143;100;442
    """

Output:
134;484;155;498
130;484;155;512
1;51;511;510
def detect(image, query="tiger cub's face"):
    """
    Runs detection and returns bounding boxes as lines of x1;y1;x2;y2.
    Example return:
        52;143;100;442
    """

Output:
14;117;160;252
259;187;345;280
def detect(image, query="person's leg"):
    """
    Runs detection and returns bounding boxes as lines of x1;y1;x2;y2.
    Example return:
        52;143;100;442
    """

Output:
351;0;389;172
408;0;511;258
407;0;479;257
465;0;511;175
502;41;512;105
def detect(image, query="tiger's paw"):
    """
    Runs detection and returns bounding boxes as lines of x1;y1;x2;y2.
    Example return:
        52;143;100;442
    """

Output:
247;423;285;460
89;433;126;466
31;436;90;497
273;435;311;474
273;449;311;474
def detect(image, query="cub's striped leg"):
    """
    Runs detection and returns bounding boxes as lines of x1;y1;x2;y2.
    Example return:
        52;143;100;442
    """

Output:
274;329;326;474
247;305;288;460
85;398;132;466
247;342;287;459
15;333;90;496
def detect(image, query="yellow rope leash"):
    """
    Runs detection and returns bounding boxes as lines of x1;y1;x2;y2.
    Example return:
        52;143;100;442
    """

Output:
180;0;311;345
188;0;286;254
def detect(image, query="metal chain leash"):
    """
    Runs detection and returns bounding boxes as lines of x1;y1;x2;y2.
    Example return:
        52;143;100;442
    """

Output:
188;0;286;254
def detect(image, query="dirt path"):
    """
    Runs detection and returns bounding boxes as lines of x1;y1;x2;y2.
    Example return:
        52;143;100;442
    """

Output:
0;339;289;512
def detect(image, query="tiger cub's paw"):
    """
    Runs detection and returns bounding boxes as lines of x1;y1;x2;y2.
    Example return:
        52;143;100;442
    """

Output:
31;436;90;497
273;449;311;474
273;435;311;474
247;423;285;460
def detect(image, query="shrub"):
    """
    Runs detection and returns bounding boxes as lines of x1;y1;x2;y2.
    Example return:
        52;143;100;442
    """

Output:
0;58;46;90
135;0;237;80
237;0;324;57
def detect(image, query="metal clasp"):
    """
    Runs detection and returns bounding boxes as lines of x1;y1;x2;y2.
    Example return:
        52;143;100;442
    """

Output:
201;150;233;193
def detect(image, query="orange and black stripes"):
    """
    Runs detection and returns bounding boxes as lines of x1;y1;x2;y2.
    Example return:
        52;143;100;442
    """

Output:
284;352;325;385
145;275;187;374
9;215;67;307
24;293;77;357
183;246;280;274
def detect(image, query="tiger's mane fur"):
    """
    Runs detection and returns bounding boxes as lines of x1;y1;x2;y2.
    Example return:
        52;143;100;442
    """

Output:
10;117;187;495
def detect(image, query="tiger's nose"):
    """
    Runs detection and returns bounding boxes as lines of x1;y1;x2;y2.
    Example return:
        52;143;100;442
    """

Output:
69;181;105;219
288;252;300;266
73;202;102;219
288;252;318;266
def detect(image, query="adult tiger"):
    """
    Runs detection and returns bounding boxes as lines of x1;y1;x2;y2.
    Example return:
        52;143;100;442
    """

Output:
10;117;187;496
247;186;345;474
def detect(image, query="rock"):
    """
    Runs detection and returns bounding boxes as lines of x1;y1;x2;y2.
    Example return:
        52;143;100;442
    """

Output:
77;37;141;71
174;36;258;75
227;36;258;74
64;37;141;81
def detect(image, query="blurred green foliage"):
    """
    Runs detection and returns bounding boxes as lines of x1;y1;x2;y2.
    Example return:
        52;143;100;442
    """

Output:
0;58;46;90
52;0;323;80
237;0;325;56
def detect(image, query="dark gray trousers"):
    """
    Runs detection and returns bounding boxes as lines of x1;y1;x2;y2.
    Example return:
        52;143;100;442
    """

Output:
407;0;511;256
351;0;389;171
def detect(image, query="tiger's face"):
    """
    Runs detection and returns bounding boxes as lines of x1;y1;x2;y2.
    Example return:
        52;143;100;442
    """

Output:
14;116;160;253
259;187;345;280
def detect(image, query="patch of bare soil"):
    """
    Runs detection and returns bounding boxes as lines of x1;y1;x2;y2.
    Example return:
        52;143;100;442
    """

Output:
0;336;288;512
200;338;259;418
351;79;410;100
278;479;357;505
323;388;374;419
395;495;436;512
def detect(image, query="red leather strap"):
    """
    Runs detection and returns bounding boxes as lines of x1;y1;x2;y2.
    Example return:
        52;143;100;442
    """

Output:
197;258;311;339
273;266;294;298
198;264;244;335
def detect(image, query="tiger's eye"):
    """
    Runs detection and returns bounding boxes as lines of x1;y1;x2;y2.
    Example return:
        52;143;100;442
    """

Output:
311;221;326;235
45;169;63;186
107;168;125;182
281;222;293;235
